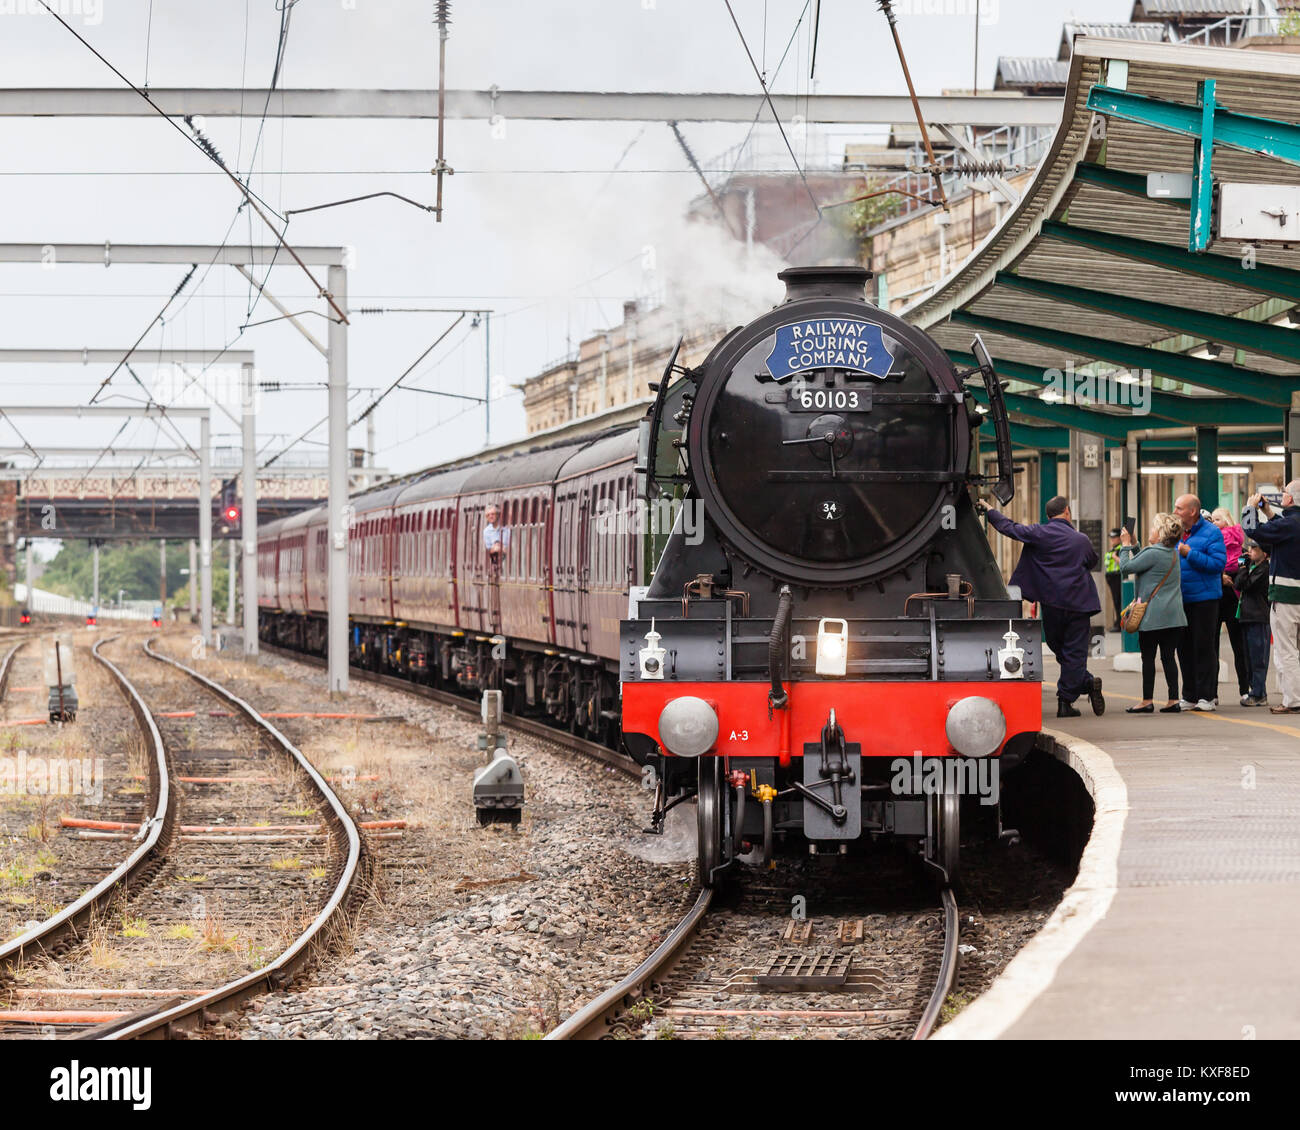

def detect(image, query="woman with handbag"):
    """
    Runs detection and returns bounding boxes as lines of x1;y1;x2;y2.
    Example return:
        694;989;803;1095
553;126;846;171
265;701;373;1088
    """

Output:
1118;513;1187;713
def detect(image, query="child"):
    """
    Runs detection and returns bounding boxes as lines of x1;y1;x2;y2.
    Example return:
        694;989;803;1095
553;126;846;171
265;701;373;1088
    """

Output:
1234;539;1272;706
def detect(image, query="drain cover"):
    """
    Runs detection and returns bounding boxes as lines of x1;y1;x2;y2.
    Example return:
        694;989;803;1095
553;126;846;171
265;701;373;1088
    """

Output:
755;950;852;989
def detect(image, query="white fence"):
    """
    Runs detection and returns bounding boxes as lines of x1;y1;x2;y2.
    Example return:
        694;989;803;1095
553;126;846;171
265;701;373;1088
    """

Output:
14;584;157;622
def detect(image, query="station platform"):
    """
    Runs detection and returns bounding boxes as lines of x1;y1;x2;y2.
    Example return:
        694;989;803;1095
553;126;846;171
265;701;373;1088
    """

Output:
943;634;1300;1041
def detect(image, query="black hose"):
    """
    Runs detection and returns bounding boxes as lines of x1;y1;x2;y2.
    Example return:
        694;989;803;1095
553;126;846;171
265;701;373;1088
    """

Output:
732;782;747;855
763;796;774;870
768;585;793;710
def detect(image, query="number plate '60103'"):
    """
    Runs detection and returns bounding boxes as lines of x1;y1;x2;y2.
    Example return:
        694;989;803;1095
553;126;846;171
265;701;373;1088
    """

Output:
787;387;872;412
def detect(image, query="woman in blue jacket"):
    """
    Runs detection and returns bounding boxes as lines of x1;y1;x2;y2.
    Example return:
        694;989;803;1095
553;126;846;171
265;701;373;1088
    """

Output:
1173;495;1228;711
1118;513;1187;713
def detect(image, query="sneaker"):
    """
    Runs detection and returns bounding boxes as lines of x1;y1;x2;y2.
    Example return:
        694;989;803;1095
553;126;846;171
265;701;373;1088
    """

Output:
1178;699;1196;711
1194;699;1217;712
1056;698;1082;718
1240;694;1253;707
1245;696;1267;708
1088;676;1106;716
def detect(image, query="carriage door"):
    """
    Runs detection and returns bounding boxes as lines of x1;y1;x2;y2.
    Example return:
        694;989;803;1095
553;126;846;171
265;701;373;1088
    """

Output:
576;487;591;651
487;500;505;636
461;505;484;633
552;487;578;651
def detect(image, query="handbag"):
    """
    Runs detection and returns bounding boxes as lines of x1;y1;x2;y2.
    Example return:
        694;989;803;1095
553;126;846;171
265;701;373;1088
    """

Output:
1121;552;1176;634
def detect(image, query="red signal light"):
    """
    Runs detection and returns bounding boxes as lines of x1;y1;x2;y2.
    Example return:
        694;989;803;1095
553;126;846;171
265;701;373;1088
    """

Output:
224;505;241;523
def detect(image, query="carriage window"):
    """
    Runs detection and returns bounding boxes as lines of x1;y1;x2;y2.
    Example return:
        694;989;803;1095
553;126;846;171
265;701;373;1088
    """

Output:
595;485;605;585
510;500;520;577
541;500;550;579
528;497;538;581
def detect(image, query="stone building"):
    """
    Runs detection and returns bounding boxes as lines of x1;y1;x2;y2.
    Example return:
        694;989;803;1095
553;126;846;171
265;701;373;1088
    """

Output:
518;302;728;436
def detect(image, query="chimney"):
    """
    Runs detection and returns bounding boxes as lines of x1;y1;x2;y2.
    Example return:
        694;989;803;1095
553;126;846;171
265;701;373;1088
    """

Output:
623;300;639;322
777;265;873;304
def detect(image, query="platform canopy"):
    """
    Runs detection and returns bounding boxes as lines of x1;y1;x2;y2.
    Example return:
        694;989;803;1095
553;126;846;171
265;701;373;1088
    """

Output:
905;36;1300;470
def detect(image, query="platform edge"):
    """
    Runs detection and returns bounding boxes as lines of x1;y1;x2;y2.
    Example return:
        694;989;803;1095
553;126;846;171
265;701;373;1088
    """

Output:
933;726;1129;1040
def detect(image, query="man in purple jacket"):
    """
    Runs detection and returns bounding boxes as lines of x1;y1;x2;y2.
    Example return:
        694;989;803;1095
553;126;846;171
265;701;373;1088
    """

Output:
977;494;1106;718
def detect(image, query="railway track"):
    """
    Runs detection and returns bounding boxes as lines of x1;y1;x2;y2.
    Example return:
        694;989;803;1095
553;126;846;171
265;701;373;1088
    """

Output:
0;634;173;1035
0;632;170;961
260;640;961;1041
0;636;366;1040
548;865;958;1040
259;641;634;775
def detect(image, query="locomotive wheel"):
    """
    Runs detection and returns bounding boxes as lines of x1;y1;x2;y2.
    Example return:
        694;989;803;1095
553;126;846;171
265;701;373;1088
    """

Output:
927;788;961;884
697;757;727;888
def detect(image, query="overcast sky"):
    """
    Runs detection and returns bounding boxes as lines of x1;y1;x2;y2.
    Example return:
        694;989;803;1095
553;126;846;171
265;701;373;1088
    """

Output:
0;0;1130;475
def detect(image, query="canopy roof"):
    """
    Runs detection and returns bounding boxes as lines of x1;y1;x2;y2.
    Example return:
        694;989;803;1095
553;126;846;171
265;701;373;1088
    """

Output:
905;36;1300;459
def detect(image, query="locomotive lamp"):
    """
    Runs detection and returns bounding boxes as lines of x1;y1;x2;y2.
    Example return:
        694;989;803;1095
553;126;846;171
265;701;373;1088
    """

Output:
639;618;666;680
998;624;1026;680
945;696;1006;758
815;618;849;677
657;696;718;757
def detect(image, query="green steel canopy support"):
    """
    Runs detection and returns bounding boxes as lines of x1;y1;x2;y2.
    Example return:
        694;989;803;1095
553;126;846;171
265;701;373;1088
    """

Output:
1196;426;1220;510
950;309;1294;405
967;385;1132;440
1072;162;1187;208
1087;79;1300;252
948;349;1282;427
1087;81;1300;166
1039;451;1060;523
992;273;1300;365
979;420;1070;449
1041;221;1300;305
978;434;1282;453
1143;433;1281;450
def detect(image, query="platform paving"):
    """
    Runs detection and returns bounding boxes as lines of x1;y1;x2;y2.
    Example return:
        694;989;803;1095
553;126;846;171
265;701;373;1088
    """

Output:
1003;636;1300;1039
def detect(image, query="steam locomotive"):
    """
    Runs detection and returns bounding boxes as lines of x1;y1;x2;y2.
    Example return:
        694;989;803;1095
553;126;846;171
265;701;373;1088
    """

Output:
258;265;1042;883
624;266;1040;885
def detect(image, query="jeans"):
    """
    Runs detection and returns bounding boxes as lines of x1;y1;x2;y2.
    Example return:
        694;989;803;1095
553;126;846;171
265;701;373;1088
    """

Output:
1106;572;1122;630
1219;588;1250;695
1041;605;1095;702
1242;620;1271;701
1140;626;1183;702
1178;599;1221;704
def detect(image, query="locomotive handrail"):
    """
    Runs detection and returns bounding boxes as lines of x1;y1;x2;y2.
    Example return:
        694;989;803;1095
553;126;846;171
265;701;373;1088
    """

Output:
961;334;1015;505
636;336;691;495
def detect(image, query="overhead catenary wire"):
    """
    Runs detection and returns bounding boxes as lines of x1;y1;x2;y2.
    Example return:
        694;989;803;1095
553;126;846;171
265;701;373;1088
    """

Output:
124;363;203;460
809;0;821;79
720;2;811;193
170;1;296;332
721;0;820;218
89;265;198;404
0;408;43;468
142;0;155;88
35;0;347;326
261;386;372;471
350;313;469;426
71;416;134;495
267;316;482;470
284;191;438;218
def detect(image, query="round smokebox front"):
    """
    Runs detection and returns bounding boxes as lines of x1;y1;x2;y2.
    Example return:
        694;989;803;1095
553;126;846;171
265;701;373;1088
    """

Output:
686;267;968;587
